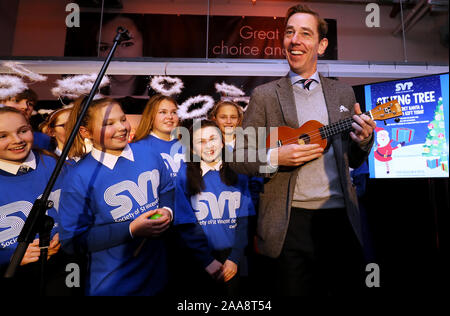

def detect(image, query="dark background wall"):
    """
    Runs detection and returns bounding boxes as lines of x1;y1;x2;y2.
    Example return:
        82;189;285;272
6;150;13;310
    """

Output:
361;177;447;294
0;0;20;56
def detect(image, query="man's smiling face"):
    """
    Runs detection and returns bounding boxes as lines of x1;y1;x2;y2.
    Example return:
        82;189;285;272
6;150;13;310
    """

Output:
283;12;328;78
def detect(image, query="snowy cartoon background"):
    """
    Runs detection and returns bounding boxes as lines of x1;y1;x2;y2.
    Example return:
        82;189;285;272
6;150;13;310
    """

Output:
365;73;449;178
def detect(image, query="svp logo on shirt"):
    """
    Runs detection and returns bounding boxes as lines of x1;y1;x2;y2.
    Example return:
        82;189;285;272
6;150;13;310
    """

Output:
0;190;61;246
160;153;185;176
104;170;161;222
191;191;241;221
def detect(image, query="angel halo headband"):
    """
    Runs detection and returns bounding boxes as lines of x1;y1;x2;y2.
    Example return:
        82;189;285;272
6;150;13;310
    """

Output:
3;62;47;82
215;82;245;97
149;76;184;96
51;74;110;102
0;62;47;100
0;75;28;100
215;81;250;112
177;95;215;120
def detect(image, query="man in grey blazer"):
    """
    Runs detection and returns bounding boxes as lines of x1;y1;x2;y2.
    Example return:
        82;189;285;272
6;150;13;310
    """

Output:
230;4;376;295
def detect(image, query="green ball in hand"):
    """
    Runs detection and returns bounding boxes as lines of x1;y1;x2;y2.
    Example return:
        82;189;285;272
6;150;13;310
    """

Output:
150;213;162;220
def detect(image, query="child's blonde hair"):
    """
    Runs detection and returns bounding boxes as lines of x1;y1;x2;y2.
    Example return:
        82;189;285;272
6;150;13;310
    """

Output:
0;105;28;119
39;107;72;135
209;100;244;126
133;94;178;142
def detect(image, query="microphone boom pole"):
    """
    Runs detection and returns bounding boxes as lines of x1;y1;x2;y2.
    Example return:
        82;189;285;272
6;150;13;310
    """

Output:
3;27;131;280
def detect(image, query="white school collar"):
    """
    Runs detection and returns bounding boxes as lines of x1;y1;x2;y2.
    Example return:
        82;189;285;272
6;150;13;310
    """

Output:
90;144;134;170
54;147;81;162
150;132;176;141
200;159;222;176
0;151;37;175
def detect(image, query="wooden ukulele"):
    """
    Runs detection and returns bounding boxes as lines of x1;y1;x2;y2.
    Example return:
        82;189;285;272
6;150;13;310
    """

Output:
266;99;403;150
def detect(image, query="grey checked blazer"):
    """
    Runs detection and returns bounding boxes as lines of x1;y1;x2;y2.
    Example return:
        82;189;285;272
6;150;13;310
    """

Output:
230;74;373;258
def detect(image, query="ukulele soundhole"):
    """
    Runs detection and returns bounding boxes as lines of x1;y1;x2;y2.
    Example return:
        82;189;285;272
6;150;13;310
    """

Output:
298;134;310;145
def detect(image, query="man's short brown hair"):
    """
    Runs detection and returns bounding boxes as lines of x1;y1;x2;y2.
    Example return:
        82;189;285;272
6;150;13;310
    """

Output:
285;4;328;40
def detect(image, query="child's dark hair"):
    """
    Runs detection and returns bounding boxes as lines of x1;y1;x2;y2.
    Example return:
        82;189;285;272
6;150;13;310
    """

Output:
186;119;238;196
14;89;38;108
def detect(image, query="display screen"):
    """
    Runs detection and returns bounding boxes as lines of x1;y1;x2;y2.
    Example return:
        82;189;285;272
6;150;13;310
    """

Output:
363;73;449;178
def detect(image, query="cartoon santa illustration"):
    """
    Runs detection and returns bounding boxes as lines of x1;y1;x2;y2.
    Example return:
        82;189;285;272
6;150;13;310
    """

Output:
374;127;403;174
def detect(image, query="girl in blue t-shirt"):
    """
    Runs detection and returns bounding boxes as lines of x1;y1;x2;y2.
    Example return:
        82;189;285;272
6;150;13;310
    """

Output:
133;94;187;294
209;100;263;206
209;101;262;294
174;119;254;296
133;94;184;178
59;97;174;296
0;106;66;295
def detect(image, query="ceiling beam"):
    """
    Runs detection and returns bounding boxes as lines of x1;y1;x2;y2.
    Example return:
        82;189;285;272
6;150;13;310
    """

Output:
0;58;447;78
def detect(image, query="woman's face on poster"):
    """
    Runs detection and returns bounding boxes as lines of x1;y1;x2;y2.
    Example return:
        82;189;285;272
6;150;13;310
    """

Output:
98;16;143;58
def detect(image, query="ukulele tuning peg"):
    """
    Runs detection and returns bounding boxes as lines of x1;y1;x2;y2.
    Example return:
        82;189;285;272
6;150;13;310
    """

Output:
376;101;381;106
394;118;400;123
388;97;391;101
384;120;387;125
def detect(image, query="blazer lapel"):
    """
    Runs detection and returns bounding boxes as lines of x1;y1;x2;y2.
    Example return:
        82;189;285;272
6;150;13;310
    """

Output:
320;74;345;159
276;76;299;128
320;74;341;124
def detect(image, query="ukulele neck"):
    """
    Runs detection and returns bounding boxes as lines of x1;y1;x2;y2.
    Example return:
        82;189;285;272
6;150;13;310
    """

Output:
319;111;370;139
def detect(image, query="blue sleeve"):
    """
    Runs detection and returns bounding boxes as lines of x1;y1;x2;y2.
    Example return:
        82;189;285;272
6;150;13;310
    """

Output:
248;176;263;208
173;169;199;225
228;176;254;264
0;252;10;268
160;189;174;211
176;223;215;268
228;216;248;265
156;154;175;211
173;168;215;267
59;174;132;255
237;175;256;218
33;132;52;151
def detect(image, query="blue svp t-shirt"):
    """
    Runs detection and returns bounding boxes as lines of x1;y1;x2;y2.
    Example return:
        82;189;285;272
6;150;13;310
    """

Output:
139;135;185;178
0;152;61;268
174;163;255;251
59;141;174;296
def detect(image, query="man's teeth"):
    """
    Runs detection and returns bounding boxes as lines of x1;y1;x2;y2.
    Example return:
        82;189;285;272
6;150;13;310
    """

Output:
11;145;25;150
291;51;305;55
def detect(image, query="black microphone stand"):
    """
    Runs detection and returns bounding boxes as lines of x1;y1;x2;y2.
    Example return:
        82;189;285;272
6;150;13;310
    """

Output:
3;27;131;295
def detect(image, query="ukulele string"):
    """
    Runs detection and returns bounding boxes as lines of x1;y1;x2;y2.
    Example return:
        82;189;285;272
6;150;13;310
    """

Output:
269;119;354;147
267;109;380;148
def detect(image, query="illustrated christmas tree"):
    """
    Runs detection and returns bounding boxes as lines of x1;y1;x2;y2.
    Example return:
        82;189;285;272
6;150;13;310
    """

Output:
423;97;448;162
